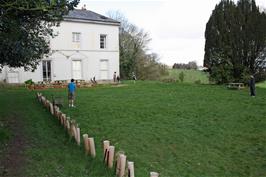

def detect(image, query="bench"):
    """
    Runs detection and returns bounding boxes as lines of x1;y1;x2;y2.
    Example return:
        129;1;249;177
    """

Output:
227;83;245;90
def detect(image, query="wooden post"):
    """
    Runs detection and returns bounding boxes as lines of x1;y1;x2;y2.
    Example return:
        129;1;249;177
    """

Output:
76;127;80;146
88;137;96;158
62;116;67;129
116;152;123;176
127;162;134;177
53;106;58;117
150;172;159;177
60;114;65;125
116;157;120;175
49;103;54;115
83;134;90;155
108;146;115;168
70;120;76;138
66;117;71;132
119;154;127;177
103;140;110;163
57;111;61;120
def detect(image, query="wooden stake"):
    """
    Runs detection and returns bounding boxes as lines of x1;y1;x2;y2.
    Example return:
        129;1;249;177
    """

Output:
127;162;134;177
83;134;90;155
150;172;159;177
119;154;127;177
103;140;110;163
76;127;80;145
66;117;71;131
108;146;115;168
116;152;123;175
88;137;96;158
70;120;77;138
49;103;54;115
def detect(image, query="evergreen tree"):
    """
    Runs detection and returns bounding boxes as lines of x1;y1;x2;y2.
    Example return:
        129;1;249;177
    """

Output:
204;0;266;83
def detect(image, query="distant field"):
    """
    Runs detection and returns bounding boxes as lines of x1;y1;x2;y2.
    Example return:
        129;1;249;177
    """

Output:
257;81;266;88
163;69;210;84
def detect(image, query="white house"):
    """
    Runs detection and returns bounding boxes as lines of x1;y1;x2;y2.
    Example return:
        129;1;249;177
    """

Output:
0;9;120;83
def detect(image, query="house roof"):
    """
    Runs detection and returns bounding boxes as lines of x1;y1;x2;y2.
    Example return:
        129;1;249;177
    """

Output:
64;9;120;26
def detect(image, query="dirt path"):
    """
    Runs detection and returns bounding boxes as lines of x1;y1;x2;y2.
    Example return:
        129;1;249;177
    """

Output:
0;114;28;177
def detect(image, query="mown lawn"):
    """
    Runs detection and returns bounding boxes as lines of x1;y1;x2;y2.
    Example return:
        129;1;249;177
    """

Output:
165;69;210;84
41;81;266;177
0;87;113;176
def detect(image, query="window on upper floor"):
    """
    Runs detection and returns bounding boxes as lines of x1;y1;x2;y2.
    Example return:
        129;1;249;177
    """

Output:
72;32;81;43
100;34;107;49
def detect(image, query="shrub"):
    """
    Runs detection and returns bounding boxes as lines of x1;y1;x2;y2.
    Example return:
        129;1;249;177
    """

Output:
25;79;34;85
194;80;201;84
179;72;185;82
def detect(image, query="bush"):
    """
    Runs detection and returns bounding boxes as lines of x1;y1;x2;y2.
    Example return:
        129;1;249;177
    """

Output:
194;80;201;84
25;79;34;85
179;72;185;82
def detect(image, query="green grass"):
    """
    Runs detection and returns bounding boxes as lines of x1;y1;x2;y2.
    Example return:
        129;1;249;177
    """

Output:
1;81;266;177
257;81;266;88
164;69;210;84
42;81;266;177
0;89;113;176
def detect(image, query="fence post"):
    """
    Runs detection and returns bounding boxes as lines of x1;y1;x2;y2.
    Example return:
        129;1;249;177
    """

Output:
150;172;159;177
108;146;115;168
83;134;90;155
127;161;134;177
76;127;80;145
103;140;110;163
119;154;127;177
88;137;96;158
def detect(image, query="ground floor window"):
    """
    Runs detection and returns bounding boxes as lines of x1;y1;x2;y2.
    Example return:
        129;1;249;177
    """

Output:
72;60;82;80
42;60;51;81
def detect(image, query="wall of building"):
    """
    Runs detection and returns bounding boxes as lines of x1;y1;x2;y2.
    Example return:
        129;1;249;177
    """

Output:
0;20;120;83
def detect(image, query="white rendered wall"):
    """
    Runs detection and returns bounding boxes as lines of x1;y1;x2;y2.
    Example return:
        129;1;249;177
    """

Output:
0;20;120;83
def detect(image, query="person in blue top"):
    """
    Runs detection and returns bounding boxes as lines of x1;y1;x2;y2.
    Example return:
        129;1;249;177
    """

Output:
68;79;76;107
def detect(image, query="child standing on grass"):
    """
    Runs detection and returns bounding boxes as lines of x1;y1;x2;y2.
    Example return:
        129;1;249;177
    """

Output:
68;78;76;107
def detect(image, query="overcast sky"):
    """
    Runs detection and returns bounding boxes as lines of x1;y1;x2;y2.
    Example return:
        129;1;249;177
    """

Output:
78;0;266;66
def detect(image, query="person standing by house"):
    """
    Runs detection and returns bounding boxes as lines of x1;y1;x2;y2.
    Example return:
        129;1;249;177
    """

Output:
132;72;137;84
249;75;256;97
68;78;76;107
116;75;120;83
113;72;117;83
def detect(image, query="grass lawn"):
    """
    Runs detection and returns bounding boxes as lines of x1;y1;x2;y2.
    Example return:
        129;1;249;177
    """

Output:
41;81;266;177
257;81;266;89
0;87;113;176
165;69;210;84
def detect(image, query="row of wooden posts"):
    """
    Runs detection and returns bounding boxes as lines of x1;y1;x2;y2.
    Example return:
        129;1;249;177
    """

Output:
36;92;159;177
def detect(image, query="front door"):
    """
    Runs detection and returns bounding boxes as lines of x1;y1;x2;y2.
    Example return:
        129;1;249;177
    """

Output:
100;59;108;80
72;60;82;80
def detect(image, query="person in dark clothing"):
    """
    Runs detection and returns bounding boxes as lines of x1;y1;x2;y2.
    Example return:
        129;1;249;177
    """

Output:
116;75;120;83
249;75;256;97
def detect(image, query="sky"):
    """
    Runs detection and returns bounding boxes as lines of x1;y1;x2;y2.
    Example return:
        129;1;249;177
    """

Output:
78;0;266;66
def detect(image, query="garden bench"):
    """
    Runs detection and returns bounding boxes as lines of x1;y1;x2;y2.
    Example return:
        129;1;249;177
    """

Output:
227;83;244;90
